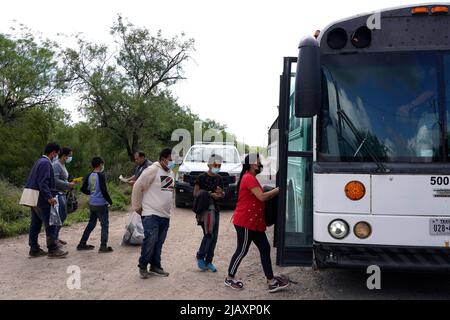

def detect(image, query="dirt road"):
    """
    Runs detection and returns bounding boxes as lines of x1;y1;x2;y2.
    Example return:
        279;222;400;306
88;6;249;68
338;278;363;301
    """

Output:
2;208;450;300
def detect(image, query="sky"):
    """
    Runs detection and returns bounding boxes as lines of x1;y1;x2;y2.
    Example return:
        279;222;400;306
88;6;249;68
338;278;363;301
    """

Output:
0;0;441;146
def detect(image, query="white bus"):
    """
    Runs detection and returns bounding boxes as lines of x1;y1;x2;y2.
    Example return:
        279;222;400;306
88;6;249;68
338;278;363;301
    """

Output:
274;4;450;271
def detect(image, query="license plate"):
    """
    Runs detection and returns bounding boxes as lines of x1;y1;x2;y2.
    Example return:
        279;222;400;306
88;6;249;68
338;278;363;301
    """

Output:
430;219;450;235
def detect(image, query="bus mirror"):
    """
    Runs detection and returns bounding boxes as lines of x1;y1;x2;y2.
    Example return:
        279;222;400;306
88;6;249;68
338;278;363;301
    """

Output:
295;36;321;118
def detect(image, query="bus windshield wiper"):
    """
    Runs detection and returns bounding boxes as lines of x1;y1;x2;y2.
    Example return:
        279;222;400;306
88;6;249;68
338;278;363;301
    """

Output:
337;109;390;173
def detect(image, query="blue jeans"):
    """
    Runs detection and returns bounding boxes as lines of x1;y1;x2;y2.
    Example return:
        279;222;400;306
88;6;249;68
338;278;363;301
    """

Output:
28;206;58;252
138;215;170;270
196;211;220;263
55;193;67;239
80;205;109;246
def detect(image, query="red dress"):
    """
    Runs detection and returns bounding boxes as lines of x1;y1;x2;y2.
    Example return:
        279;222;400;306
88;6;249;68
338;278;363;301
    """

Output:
232;173;266;232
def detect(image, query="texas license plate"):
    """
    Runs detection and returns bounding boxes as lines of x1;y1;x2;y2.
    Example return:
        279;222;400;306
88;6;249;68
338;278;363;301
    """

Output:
430;219;450;235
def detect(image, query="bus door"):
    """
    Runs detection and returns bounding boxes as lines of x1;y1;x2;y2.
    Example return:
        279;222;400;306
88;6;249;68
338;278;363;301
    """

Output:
276;57;314;266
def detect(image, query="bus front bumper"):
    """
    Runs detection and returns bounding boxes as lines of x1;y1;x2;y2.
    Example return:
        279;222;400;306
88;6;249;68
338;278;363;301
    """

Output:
314;243;450;272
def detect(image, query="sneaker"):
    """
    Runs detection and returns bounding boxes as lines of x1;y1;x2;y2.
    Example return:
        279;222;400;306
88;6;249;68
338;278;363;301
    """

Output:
139;268;150;279
149;266;169;277
48;248;68;259
268;276;290;293
98;246;113;253
76;243;95;251
224;278;244;290
206;262;217;272
29;248;47;258
197;259;207;271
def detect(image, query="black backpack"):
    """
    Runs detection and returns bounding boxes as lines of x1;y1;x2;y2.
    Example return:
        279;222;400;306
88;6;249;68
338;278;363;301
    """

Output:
263;185;278;227
66;190;78;214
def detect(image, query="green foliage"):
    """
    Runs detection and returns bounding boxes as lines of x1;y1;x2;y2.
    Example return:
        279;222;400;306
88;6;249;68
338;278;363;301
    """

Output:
0;29;66;123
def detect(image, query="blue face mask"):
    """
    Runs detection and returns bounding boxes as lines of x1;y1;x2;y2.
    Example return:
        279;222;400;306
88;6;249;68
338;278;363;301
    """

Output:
211;167;220;174
167;161;175;170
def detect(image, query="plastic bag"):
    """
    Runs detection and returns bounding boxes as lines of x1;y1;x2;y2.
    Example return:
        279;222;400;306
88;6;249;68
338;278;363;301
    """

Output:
121;212;144;245
49;197;62;227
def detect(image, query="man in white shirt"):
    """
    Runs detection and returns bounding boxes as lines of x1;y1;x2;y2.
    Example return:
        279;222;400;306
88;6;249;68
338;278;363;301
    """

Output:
132;148;175;279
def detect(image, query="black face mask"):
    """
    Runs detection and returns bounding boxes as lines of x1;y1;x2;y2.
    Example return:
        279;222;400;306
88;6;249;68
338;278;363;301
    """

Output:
255;164;264;175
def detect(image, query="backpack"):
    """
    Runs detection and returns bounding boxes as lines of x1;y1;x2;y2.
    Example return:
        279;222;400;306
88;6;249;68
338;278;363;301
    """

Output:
66;190;78;214
263;185;278;227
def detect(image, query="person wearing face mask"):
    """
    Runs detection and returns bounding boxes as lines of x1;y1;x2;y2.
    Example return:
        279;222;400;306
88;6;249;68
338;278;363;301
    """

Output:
78;156;113;253
225;154;290;293
52;147;77;246
26;142;68;258
192;154;225;272
132;148;175;279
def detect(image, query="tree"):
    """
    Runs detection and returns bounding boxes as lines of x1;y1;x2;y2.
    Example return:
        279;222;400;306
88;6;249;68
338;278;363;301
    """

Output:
0;29;65;123
63;15;195;161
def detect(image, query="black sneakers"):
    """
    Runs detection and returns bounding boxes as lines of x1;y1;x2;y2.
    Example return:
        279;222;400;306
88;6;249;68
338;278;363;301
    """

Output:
76;243;95;251
48;248;69;259
29;248;47;258
98;246;113;253
149;266;169;277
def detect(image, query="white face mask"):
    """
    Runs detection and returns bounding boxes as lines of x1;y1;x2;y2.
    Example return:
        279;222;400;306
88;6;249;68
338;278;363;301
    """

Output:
66;156;73;164
101;165;105;172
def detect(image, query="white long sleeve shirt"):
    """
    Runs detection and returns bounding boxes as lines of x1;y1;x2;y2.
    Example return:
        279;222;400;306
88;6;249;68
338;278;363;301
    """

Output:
131;162;174;218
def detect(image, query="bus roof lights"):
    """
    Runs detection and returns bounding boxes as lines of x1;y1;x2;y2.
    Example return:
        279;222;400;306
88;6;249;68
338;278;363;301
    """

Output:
431;6;449;14
327;28;348;50
411;7;429;15
351;26;372;49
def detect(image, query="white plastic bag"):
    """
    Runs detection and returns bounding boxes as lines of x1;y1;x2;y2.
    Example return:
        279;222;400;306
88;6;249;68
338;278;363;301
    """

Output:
49;197;62;227
122;212;144;245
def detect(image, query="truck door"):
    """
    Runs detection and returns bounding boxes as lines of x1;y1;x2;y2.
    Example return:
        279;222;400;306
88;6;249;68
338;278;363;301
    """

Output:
276;57;314;266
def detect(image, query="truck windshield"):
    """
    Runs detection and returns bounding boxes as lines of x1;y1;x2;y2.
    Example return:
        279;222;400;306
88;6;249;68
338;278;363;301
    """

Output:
184;147;240;163
319;52;445;162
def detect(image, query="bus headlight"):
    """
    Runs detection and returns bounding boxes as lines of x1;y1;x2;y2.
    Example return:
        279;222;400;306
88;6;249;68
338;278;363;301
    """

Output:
354;221;372;239
328;219;349;240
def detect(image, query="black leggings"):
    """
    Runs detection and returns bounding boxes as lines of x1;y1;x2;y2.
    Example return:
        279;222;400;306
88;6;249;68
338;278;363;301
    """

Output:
227;225;274;279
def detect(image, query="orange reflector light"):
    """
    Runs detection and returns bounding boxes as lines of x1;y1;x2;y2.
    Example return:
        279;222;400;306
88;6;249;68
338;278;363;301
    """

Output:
345;181;366;201
431;6;449;14
411;6;429;15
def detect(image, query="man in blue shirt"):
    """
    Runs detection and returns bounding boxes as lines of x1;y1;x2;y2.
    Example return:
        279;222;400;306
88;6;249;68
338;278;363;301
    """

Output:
27;143;69;258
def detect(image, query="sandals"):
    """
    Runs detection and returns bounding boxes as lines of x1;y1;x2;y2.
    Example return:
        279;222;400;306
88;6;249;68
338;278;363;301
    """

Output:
224;278;244;290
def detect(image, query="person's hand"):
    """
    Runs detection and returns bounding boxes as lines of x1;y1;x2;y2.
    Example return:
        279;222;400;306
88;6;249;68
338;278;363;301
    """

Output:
68;182;76;189
215;186;224;194
128;180;135;186
48;198;57;206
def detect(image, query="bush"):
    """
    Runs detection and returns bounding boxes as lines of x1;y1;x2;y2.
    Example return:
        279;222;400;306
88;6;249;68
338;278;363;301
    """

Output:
107;182;131;211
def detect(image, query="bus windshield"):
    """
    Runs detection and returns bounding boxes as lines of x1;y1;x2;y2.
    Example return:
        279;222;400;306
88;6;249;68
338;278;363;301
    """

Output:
319;52;448;162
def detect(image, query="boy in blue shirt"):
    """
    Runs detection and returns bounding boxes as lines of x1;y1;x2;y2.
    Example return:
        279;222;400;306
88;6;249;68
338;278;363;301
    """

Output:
78;157;113;253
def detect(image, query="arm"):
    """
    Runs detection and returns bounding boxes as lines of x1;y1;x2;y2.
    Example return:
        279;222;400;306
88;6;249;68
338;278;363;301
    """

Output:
193;184;201;198
53;163;70;191
98;173;113;205
211;177;225;200
80;173;91;195
36;162;53;202
250;187;279;202
131;166;157;214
